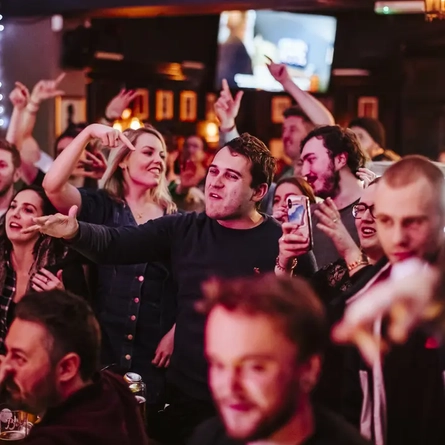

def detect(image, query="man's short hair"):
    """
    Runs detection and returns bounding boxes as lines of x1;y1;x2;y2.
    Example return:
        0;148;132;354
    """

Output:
300;125;366;174
15;290;101;381
225;133;276;188
283;106;312;125
0;140;21;169
199;273;327;363
381;155;445;212
349;117;386;148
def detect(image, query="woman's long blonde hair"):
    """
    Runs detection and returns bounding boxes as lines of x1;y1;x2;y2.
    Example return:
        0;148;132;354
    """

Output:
99;125;176;215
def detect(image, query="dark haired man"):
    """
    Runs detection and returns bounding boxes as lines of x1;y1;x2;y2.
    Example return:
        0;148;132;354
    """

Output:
26;133;317;443
349;117;400;162
300;125;367;269
0;289;148;444
190;273;369;445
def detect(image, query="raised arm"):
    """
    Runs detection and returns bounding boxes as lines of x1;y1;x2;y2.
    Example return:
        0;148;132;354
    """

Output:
43;124;134;215
23;205;176;265
6;82;43;185
267;60;335;126
101;89;141;126
215;79;242;146
21;74;66;140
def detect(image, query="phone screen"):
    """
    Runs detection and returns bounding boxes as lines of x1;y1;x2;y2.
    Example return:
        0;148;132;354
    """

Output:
288;202;305;225
287;195;313;250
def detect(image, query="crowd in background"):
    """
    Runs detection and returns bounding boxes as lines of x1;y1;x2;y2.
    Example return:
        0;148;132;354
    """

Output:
0;59;442;445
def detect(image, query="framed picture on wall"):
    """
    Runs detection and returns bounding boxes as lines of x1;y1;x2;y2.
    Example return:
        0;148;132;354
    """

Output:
180;91;198;122
358;96;379;119
269;138;284;159
133;89;149;120
271;96;292;123
206;93;217;121
156;90;174;121
55;96;87;135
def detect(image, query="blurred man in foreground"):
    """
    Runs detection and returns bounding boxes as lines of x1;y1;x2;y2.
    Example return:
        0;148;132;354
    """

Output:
189;274;369;445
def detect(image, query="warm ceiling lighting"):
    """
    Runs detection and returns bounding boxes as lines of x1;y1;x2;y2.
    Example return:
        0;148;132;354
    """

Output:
424;0;445;20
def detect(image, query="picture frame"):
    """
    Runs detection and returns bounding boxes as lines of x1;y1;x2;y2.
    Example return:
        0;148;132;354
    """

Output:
271;96;292;124
269;138;284;159
133;89;149;121
55;96;87;135
205;93;217;121
180;90;198;122
358;96;379;119
155;90;174;121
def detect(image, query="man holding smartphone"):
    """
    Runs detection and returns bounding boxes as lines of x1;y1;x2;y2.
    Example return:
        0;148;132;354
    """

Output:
23;132;317;444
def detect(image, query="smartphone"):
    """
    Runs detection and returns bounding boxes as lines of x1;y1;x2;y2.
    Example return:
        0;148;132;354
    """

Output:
287;195;313;250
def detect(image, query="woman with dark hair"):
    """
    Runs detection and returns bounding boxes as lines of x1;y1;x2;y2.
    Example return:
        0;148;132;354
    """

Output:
0;185;88;352
272;176;316;223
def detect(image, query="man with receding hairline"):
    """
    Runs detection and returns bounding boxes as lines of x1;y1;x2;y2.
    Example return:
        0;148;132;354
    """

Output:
346;155;445;445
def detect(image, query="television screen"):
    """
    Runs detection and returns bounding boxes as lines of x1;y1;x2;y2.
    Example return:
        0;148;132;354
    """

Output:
215;10;337;93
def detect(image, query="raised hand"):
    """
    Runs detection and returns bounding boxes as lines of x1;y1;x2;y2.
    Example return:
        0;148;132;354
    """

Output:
332;259;439;366
214;79;243;130
9;82;30;110
31;268;64;292
30;73;66;105
22;205;80;239
77;150;108;179
356;168;377;188
266;57;292;85
314;198;360;260
105;89;140;120
86;124;136;150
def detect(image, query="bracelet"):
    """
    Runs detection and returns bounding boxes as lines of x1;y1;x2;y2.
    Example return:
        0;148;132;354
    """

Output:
26;102;39;114
103;114;115;123
275;256;298;274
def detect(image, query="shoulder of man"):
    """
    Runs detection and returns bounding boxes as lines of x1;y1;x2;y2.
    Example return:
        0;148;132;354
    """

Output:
188;417;240;445
313;407;371;444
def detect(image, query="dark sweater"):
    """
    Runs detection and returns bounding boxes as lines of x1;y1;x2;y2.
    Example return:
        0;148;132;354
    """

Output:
188;408;371;445
25;371;148;445
68;212;317;401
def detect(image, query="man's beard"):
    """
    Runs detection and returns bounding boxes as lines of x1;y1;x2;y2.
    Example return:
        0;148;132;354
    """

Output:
223;378;300;442
316;164;340;200
3;371;61;415
0;179;13;198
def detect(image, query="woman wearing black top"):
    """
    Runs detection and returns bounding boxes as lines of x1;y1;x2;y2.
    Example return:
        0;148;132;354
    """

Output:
0;186;87;352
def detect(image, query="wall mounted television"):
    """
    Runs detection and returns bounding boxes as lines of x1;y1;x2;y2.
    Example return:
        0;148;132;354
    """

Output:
215;10;337;93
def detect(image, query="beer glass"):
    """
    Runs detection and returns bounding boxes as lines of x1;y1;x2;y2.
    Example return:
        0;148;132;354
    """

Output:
0;409;30;442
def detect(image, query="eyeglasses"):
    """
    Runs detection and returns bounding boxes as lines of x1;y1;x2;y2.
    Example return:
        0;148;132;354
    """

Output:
352;203;376;219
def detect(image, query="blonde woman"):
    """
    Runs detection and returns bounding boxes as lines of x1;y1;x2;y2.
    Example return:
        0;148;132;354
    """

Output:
42;123;177;415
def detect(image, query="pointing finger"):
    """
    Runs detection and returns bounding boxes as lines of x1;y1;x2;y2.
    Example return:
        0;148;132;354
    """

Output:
55;72;66;85
119;133;136;151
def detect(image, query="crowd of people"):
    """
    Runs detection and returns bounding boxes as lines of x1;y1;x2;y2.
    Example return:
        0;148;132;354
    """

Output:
0;58;441;445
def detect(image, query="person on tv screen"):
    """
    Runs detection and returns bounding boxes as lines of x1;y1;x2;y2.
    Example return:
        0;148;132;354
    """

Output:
216;11;253;88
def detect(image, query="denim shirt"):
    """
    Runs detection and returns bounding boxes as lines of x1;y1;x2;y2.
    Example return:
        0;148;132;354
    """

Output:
79;189;176;403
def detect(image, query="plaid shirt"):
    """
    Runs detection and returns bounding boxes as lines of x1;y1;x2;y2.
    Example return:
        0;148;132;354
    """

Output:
0;260;16;354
